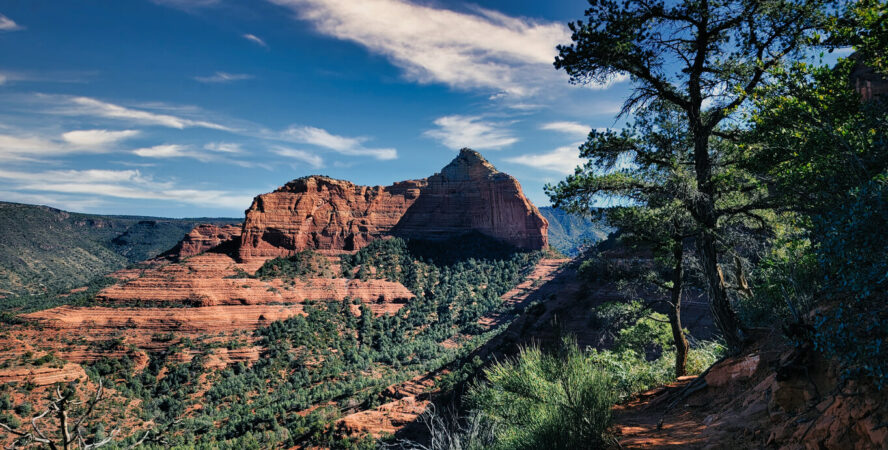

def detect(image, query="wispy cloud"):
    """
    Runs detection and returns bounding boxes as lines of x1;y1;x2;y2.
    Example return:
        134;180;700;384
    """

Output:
133;144;195;159
243;33;268;47
282;125;397;160
61;129;140;147
204;142;243;153
506;144;583;175
269;0;575;97
133;142;250;162
194;72;254;83
0;14;22;32
540;121;591;138
0;70;98;85
273;147;324;168
0;129;140;162
424;115;517;150
53;96;231;130
0;167;254;209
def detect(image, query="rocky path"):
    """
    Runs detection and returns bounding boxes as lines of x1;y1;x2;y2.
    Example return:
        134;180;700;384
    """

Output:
611;331;888;449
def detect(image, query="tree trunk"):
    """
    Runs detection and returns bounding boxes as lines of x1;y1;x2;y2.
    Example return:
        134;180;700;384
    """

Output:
670;239;689;377
690;124;745;354
700;230;745;353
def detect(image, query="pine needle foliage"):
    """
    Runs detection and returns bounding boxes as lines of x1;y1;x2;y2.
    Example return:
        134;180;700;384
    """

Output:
465;339;616;450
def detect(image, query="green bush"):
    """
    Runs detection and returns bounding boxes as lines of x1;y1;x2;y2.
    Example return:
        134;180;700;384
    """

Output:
614;311;673;357
0;393;11;410
255;250;334;280
14;402;32;417
0;412;20;429
466;339;616;449
742;236;819;326
811;174;888;386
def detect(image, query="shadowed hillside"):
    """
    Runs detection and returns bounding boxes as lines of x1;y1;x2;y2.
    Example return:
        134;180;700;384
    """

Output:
0;202;238;298
539;206;611;256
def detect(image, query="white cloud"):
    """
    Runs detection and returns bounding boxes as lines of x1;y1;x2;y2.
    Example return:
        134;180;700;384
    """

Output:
133;142;246;162
204;142;243;153
61;96;231;130
194;72;254;83
0;14;22;32
0;134;62;162
540;121;591;138
424;115;517;150
269;0;573;97
0;167;253;209
506;144;583;175
132;142;264;168
0;70;97;84
133;144;194;159
282;126;397;160
243;33;268;47
273;147;324;168
0;129;139;161
61;129;140;147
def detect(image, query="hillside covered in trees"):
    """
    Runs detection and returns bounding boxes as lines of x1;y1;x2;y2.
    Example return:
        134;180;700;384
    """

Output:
0;202;238;299
538;206;611;256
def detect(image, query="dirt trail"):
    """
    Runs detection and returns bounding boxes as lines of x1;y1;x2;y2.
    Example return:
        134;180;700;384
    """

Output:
612;330;888;449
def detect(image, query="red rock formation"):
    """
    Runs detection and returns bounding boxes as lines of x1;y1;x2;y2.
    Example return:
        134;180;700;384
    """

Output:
392;148;549;249
97;253;414;308
239;149;548;260
24;304;306;333
0;363;86;387
163;224;241;260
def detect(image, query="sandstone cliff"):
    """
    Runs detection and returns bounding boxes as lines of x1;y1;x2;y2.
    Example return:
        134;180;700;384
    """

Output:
238;149;548;260
162;224;242;260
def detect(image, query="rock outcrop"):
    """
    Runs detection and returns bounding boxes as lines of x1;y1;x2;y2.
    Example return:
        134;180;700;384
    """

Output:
162;224;241;260
97;252;414;310
238;149;548;260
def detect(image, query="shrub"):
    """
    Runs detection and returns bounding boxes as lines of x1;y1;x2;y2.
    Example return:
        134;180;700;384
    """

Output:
465;339;616;449
742;236;819;326
14;402;32;417
0;412;20;429
810;175;888;386
0;394;11;410
685;340;725;375
255;251;333;280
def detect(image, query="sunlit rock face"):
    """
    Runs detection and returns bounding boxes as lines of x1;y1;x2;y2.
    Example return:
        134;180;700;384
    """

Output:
238;148;548;261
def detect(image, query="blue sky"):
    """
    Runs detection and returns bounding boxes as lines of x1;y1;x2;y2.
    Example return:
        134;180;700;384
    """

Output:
0;0;634;217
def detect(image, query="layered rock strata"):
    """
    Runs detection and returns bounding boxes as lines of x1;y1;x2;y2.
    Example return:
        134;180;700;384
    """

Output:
162;224;242;260
97;253;413;309
238;149;548;260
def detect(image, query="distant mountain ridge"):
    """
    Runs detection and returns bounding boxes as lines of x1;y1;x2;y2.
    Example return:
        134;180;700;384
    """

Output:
0;201;239;297
539;206;611;256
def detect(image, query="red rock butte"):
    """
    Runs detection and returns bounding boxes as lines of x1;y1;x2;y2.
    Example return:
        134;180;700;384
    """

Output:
238;148;549;260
